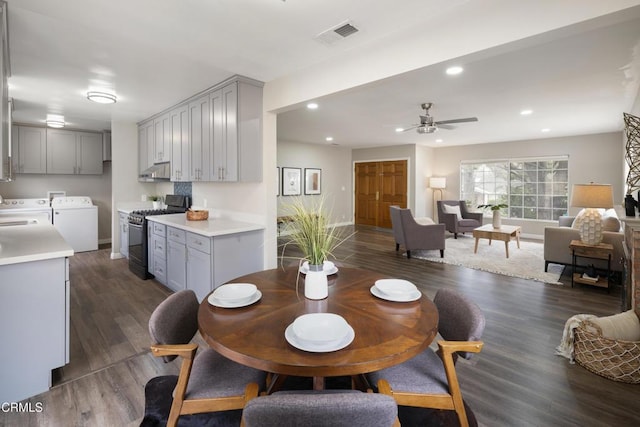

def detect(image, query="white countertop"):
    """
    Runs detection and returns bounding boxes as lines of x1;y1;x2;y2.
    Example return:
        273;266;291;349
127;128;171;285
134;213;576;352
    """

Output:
0;223;74;266
147;214;264;237
116;201;155;215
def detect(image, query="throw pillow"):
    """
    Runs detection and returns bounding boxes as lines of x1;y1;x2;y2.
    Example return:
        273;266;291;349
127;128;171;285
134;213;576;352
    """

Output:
591;310;640;341
415;217;435;225
602;209;621;232
442;204;462;221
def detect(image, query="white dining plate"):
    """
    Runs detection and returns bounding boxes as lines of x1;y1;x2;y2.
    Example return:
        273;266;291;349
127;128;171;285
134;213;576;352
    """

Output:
374;279;417;296
208;290;262;308
299;261;339;276
285;323;355;352
370;285;421;302
211;283;257;304
292;313;350;346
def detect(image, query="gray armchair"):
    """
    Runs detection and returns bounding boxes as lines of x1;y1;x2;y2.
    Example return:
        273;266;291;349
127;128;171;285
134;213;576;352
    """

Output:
437;200;483;239
390;206;445;259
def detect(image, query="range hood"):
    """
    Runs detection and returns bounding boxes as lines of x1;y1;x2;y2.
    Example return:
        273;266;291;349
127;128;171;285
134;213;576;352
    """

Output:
139;162;170;182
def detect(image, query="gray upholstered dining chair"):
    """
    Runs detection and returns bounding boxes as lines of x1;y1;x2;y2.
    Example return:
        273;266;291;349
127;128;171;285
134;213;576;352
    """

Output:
148;290;266;427
390;205;445;259
437;200;483;238
367;288;485;427
242;390;400;427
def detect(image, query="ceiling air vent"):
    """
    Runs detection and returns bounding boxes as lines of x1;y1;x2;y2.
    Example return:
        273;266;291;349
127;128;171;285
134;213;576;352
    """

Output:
315;20;360;45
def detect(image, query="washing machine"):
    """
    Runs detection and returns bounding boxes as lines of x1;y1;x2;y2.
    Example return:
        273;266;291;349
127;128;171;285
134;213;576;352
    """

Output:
51;196;98;252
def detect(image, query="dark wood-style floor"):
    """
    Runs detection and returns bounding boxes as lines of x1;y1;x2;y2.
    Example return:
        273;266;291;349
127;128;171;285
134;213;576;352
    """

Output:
2;225;638;427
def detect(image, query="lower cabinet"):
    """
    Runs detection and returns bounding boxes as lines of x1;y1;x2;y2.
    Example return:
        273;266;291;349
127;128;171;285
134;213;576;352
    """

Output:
167;227;187;292
157;224;263;301
151;223;167;285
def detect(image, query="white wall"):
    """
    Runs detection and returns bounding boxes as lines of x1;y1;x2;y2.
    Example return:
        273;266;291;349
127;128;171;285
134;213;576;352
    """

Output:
111;121;155;257
432;132;624;237
0;159;113;242
277;140;352;225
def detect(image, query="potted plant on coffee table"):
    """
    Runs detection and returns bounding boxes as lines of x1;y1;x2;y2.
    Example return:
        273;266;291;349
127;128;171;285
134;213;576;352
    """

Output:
478;203;508;229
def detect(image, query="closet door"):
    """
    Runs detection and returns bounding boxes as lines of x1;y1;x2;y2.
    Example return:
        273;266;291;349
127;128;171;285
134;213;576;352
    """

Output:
354;160;407;228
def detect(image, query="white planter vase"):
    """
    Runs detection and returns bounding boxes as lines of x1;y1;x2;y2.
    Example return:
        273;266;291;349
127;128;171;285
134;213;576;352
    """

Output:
152;201;161;209
304;264;328;300
492;210;501;229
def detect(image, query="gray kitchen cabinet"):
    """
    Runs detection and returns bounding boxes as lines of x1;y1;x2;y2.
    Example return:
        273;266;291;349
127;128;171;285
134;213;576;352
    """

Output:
210;79;262;182
187;243;212;301
166;227;187;292
170;104;189;182
151;222;167;285
119;212;129;258
154;112;170;163
188;94;210;182
46;129;103;175
14;125;46;174
138;119;154;174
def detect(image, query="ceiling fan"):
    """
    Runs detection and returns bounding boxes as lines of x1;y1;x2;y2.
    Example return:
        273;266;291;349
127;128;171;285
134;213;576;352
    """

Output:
401;102;478;134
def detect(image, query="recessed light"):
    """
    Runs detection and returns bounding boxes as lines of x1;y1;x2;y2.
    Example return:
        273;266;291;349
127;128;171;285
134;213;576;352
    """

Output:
307;103;318;110
541;128;551;133
435;139;443;143
445;66;463;75
87;91;117;104
325;136;333;142
395;128;404;133
520;109;533;115
46;114;65;128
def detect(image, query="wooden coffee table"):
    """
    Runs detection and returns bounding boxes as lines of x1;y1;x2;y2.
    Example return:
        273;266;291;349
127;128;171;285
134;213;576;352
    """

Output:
473;224;522;258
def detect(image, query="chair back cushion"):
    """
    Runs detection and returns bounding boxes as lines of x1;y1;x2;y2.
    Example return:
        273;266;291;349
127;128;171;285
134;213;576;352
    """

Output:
149;290;199;362
389;205;405;245
434;289;485;360
243;390;398;427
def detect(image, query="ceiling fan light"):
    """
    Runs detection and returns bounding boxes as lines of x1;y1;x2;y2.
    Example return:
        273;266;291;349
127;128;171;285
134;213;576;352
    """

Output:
87;91;117;104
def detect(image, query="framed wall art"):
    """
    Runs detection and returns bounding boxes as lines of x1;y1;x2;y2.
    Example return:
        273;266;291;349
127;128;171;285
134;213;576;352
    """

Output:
304;168;322;195
282;167;301;196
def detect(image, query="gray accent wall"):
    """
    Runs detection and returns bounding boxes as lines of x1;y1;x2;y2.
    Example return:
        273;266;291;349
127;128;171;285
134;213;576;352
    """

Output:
277;140;352;225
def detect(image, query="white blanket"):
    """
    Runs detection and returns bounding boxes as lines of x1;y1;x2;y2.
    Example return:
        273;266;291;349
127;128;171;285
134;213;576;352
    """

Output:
555;314;597;363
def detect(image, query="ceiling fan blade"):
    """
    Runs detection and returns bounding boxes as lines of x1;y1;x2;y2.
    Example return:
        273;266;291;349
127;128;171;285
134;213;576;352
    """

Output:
400;124;420;132
437;124;455;130
435;117;478;125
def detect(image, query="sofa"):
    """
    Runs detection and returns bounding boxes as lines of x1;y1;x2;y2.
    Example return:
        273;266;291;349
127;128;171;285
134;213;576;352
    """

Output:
543;215;624;273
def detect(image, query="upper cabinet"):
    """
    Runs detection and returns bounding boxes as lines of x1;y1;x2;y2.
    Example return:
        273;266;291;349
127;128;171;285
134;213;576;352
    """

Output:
13;125;46;174
154;113;170;163
46;129;103;175
138;75;263;183
170;104;189;182
189;94;210;182
0;2;9;181
138;119;154;174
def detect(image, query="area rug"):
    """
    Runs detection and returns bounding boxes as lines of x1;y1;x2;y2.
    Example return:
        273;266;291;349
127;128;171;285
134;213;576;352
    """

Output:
409;235;564;285
141;375;477;426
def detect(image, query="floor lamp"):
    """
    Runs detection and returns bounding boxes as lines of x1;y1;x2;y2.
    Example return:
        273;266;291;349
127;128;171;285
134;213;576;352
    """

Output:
429;177;446;221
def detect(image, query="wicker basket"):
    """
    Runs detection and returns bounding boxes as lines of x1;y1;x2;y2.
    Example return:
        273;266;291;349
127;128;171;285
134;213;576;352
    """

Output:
186;210;209;221
574;320;640;383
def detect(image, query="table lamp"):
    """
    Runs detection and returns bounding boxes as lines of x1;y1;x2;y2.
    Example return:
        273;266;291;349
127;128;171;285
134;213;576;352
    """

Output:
570;183;614;245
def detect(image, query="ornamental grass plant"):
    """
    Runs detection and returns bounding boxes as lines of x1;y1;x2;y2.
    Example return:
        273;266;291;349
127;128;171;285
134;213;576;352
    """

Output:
280;197;350;266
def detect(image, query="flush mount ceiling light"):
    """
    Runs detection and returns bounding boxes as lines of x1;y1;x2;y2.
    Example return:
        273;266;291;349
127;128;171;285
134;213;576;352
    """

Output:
325;136;334;142
46;114;65;128
87;91;117;104
520;109;533;115
307;102;318;110
445;66;463;75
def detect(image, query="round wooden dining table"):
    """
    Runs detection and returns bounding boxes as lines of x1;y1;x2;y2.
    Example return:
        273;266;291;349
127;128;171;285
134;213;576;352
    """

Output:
197;266;438;391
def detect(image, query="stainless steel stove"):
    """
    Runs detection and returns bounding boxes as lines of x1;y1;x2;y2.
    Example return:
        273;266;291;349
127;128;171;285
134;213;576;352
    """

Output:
128;195;189;279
